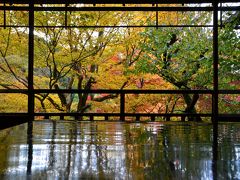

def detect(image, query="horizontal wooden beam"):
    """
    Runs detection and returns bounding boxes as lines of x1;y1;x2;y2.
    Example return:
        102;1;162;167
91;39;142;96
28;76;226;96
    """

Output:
1;0;240;5
0;5;239;12
0;89;240;94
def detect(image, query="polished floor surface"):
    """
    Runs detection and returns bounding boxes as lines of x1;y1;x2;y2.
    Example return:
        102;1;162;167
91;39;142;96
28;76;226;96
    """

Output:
0;120;240;179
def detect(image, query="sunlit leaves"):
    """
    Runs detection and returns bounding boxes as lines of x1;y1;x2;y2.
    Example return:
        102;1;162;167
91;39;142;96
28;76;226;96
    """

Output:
137;24;215;91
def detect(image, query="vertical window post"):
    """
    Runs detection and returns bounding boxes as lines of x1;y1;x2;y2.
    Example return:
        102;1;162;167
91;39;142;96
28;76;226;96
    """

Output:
212;2;219;180
3;3;6;29
28;2;34;120
212;1;219;124
120;92;125;121
156;4;158;29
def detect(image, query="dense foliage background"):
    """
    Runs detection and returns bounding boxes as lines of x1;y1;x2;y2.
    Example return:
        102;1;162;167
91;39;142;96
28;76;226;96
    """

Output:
0;5;239;121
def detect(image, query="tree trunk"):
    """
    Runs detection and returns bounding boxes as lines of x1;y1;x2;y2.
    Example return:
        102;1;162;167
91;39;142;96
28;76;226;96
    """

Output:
65;76;75;112
76;76;94;120
76;75;84;120
182;94;202;122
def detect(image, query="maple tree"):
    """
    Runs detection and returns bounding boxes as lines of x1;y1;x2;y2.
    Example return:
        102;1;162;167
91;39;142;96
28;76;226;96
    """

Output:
0;10;29;112
133;11;239;121
0;6;239;119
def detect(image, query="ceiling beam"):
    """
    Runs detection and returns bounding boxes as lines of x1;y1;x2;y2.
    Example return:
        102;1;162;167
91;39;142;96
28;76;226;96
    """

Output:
1;0;240;5
0;5;239;12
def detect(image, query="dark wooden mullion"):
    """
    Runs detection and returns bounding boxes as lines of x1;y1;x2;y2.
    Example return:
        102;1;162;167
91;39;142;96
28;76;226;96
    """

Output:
28;2;34;120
